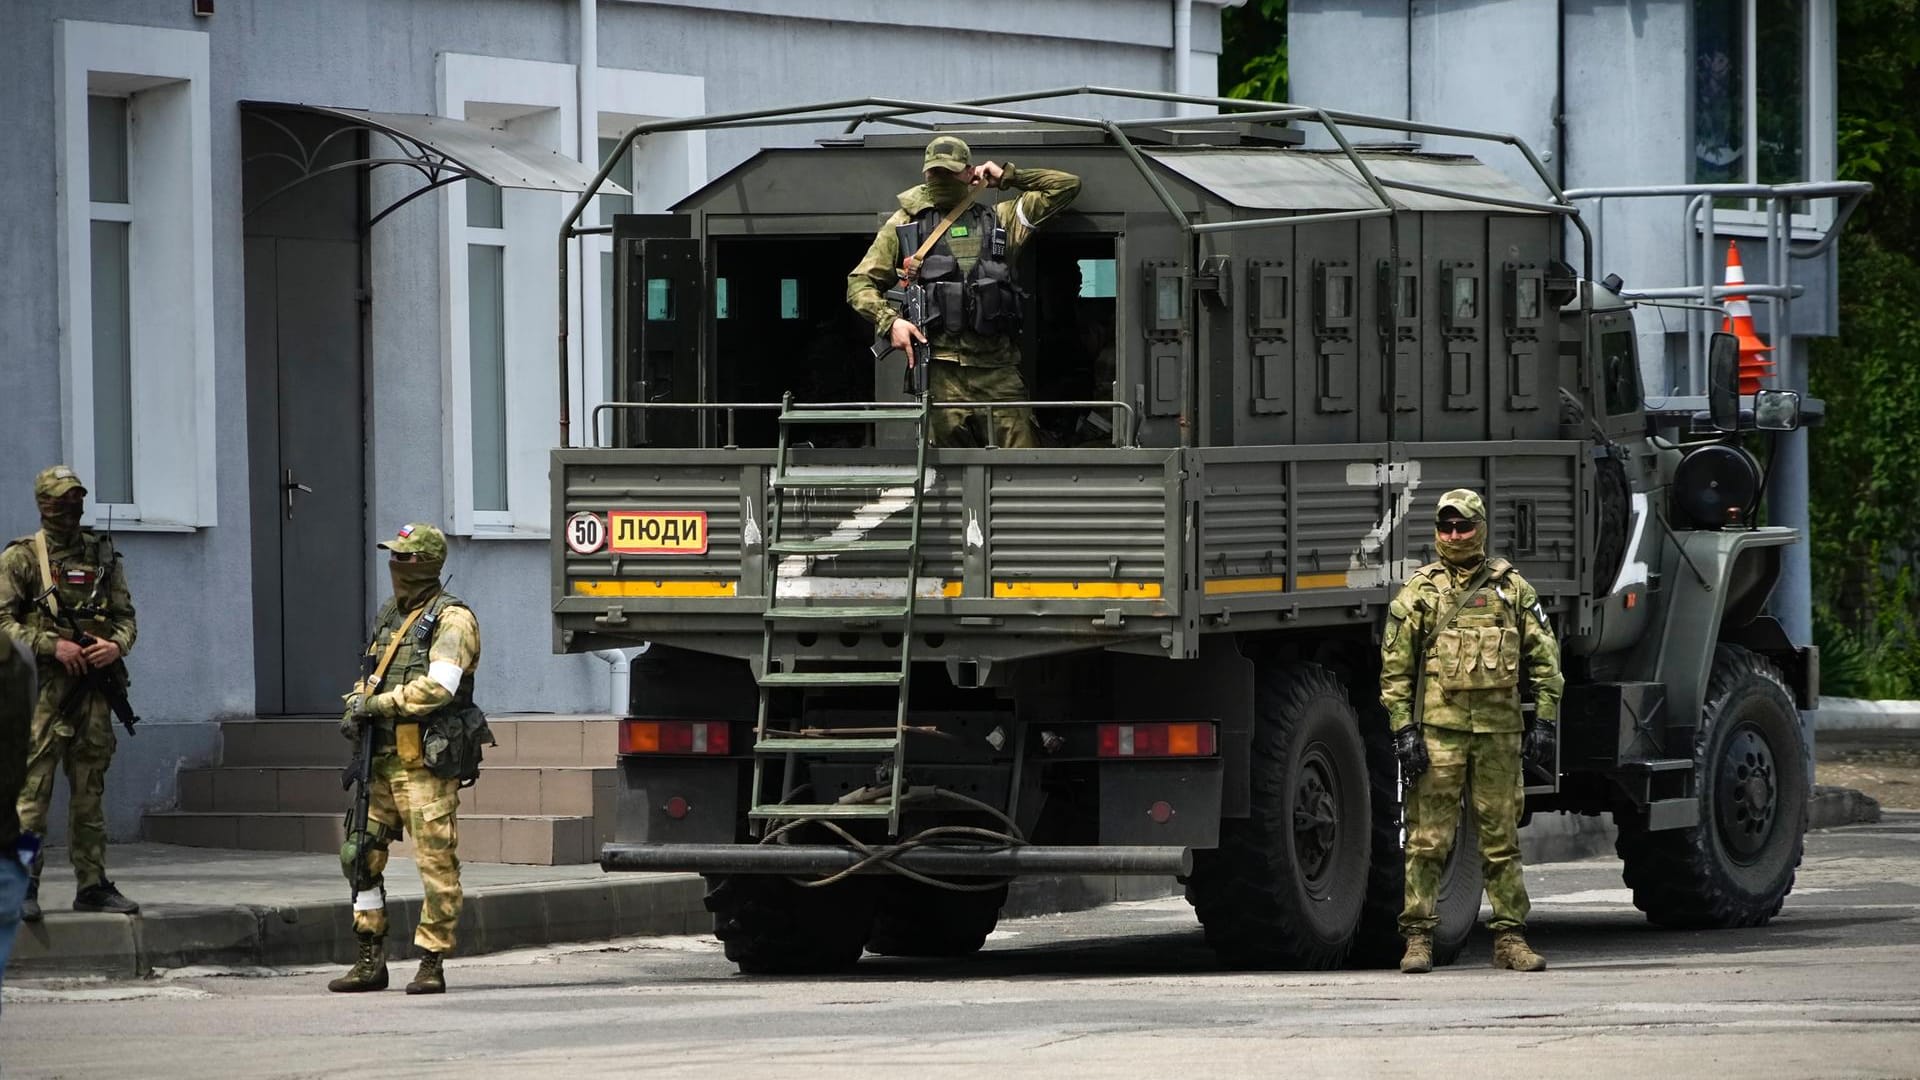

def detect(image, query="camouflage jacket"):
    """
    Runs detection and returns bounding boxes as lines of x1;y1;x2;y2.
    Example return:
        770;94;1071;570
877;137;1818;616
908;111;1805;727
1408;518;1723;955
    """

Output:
1380;557;1563;734
0;530;137;670
0;638;33;848
846;166;1081;367
356;589;480;723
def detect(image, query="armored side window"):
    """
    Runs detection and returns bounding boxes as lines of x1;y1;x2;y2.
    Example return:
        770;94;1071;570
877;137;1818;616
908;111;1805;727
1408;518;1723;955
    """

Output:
1600;329;1642;415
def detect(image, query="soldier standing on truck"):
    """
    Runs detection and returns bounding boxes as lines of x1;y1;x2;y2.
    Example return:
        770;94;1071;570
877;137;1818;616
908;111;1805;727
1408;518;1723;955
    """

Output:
846;135;1080;448
0;465;139;921
1381;489;1563;974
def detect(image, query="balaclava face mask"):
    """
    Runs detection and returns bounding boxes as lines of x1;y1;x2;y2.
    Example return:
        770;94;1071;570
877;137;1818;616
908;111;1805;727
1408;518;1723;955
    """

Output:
1435;517;1486;569
390;558;445;611
38;494;83;546
923;172;970;208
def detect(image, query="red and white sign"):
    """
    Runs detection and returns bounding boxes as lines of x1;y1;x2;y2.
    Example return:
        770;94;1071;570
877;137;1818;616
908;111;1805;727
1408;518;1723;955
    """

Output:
565;512;608;554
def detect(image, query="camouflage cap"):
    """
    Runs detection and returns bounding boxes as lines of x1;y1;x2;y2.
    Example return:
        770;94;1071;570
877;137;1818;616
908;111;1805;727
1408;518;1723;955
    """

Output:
34;465;86;499
377;521;447;560
1436;489;1487;522
923;135;971;174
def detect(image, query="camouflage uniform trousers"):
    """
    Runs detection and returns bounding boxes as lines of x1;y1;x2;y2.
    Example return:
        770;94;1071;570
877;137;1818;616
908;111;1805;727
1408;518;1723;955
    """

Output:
15;676;115;888
928;360;1038;448
352;750;464;954
1399;726;1530;935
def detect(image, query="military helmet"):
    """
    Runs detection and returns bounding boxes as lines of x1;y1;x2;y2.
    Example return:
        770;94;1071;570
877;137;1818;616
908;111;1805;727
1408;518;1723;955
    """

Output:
377;521;448;561
34;465;86;500
923;135;972;174
1436;488;1487;522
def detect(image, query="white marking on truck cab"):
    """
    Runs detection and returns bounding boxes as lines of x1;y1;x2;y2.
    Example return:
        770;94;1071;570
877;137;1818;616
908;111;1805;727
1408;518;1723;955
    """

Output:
1610;491;1651;594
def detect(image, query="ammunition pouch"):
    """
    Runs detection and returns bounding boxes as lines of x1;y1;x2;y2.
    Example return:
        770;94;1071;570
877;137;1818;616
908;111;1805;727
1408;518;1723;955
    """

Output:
340;821;393;892
422;703;495;786
899;205;1022;337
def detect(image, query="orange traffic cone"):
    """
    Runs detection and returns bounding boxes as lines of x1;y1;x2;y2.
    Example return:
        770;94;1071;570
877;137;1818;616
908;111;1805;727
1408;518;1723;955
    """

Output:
1720;240;1774;394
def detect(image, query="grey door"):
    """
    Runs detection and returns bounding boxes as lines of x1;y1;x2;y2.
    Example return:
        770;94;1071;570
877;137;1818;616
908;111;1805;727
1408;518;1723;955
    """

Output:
244;236;366;714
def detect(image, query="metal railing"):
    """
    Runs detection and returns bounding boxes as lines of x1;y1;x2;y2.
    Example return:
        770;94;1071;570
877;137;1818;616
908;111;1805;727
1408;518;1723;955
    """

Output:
1561;181;1871;393
589;399;1140;450
557;86;1595;447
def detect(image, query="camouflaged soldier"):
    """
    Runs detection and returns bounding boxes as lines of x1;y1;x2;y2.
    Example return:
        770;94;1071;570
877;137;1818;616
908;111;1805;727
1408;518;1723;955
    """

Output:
847;135;1081;448
0;466;139;920
1380;489;1563;974
329;522;480;995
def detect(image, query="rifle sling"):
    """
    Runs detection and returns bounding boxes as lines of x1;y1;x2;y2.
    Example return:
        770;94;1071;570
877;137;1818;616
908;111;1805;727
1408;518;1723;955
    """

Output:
31;531;59;619
364;604;430;695
901;181;986;281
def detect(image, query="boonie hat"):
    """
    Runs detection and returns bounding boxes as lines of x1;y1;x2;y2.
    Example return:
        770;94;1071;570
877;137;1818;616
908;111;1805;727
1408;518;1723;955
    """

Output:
923;135;972;174
1436;489;1487;522
34;465;86;500
377;521;448;561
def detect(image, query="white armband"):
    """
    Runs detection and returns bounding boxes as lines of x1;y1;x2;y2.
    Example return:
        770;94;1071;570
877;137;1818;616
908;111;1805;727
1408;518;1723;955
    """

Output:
427;660;465;696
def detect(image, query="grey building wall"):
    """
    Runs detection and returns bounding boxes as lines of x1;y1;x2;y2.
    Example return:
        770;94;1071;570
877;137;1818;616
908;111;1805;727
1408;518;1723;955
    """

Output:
0;0;1228;839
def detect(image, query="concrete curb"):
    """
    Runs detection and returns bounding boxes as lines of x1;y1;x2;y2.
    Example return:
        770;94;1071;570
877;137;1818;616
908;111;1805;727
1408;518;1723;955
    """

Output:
1816;699;1920;731
1810;784;1883;829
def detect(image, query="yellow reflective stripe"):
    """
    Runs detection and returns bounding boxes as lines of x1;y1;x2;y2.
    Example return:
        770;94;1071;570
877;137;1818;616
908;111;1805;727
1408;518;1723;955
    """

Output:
1296;572;1351;590
572;580;738;597
1203;576;1288;596
992;581;1162;599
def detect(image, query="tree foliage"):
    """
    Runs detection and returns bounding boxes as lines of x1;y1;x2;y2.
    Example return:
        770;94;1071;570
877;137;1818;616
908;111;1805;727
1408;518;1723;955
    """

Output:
1810;0;1920;696
1221;0;1287;101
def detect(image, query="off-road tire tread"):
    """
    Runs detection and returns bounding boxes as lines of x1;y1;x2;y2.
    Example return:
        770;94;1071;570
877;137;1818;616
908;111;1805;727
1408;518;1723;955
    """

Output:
706;875;875;974
1614;644;1807;929
1350;714;1480;969
866;881;1008;957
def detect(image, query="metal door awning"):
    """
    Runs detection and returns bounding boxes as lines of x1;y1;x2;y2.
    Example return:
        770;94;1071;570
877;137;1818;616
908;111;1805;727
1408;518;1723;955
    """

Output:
242;101;628;228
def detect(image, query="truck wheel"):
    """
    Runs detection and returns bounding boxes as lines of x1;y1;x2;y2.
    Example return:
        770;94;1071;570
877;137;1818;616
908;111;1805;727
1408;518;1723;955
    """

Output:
705;875;876;974
1185;662;1370;969
1615;645;1808;928
1349;720;1482;969
865;880;1008;958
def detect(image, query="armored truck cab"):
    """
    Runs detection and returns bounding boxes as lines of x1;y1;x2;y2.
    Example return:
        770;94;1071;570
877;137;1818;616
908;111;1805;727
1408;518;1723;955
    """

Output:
551;91;1843;974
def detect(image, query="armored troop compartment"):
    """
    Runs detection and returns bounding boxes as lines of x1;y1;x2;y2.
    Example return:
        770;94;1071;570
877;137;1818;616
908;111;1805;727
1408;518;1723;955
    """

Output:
554;126;1587;661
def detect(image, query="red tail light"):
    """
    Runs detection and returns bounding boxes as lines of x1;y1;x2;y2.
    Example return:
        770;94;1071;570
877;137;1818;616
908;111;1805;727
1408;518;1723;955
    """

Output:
619;720;732;756
1096;722;1216;758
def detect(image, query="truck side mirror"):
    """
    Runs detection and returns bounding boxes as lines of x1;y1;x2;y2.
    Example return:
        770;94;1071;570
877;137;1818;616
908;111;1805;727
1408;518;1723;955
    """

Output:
1707;331;1740;432
1753;388;1802;431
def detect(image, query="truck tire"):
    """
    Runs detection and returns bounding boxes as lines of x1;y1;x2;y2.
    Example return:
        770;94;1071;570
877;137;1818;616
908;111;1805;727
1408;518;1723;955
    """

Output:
1184;662;1371;969
1615;645;1808;929
865;880;1008;958
1350;716;1482;969
705;875;876;974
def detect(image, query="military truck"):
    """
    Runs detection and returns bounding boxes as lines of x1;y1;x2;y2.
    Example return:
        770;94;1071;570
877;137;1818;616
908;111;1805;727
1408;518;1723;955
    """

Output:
549;88;1864;973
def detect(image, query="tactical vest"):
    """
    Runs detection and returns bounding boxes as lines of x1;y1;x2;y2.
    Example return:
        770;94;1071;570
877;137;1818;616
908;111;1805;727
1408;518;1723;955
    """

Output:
1420;561;1524;693
7;531;121;643
366;590;476;723
898;203;1022;337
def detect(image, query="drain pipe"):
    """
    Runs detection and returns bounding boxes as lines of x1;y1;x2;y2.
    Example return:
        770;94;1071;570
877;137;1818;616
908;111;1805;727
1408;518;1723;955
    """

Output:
1171;0;1193;116
577;0;598;429
592;644;645;716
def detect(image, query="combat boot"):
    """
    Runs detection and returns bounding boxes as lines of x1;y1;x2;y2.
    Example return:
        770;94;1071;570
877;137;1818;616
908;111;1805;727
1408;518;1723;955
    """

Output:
20;876;40;922
1492;931;1546;971
72;879;140;915
1399;933;1434;974
405;950;445;995
327;933;389;993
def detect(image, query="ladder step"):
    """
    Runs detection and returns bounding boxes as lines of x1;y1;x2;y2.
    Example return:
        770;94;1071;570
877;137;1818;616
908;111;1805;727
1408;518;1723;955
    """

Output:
749;803;895;820
759;671;904;688
770;472;922;489
767;538;916;556
764;605;909;621
754;736;900;754
781;408;926;424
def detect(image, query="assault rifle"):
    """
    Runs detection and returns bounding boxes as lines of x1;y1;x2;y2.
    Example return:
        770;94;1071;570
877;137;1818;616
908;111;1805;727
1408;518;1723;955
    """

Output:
870;282;934;396
38;591;139;738
342;719;377;902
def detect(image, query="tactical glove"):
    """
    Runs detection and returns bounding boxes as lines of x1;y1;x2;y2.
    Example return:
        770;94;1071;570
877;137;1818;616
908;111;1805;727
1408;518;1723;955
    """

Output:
1393;724;1430;782
339;692;375;740
1524;716;1557;768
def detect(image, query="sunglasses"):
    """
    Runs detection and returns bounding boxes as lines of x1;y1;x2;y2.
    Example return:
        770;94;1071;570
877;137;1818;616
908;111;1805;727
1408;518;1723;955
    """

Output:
389;551;426;563
1436;520;1479;537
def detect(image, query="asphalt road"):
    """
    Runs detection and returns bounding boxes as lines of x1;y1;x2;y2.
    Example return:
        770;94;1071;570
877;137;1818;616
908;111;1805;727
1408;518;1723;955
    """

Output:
6;815;1919;1080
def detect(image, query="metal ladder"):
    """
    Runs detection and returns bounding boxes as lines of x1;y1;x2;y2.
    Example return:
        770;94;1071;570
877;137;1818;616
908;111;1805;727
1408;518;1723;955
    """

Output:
749;392;932;836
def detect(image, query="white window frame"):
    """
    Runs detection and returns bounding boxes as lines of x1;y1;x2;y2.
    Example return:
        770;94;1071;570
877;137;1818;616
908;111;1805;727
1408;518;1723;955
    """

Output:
579;68;707;446
440;54;578;538
1691;0;1836;235
56;21;215;530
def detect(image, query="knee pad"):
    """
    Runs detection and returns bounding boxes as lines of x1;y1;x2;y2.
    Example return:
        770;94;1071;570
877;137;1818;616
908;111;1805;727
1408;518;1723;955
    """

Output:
340;822;395;891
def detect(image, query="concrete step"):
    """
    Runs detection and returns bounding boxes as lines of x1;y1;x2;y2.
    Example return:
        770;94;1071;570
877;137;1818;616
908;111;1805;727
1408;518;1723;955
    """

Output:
143;810;598;865
175;764;614;818
218;715;620;768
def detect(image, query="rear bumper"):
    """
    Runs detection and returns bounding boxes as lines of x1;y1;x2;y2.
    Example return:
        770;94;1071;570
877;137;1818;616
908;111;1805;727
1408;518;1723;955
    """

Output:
600;842;1193;877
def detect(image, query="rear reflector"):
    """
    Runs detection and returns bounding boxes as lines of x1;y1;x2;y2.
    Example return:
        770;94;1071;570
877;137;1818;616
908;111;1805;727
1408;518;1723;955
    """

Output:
619;720;732;756
1096;722;1216;758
